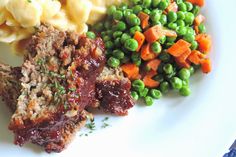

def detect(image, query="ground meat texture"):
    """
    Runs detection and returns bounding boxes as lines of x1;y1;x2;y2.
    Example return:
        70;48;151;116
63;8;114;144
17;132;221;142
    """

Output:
0;64;22;111
0;63;90;153
8;25;105;153
96;67;135;116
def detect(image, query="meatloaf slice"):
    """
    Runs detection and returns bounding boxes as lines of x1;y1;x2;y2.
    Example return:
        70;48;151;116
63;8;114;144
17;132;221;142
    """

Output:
8;25;105;153
96;67;135;116
0;63;22;111
0;63;91;153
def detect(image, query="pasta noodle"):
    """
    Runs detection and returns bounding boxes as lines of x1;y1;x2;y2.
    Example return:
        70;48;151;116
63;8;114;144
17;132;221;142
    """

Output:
0;0;126;52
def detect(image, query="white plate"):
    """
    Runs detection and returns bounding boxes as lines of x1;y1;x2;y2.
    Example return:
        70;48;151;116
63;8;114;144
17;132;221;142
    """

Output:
1;1;236;157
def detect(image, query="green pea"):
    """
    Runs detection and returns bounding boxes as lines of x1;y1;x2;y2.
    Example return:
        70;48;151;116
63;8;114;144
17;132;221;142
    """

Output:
198;23;206;33
185;2;193;11
142;0;152;8
182;79;189;87
190;41;198;50
192;5;200;16
160;81;170;94
131;91;139;100
132;80;145;92
113;21;126;31
152;0;161;8
158;1;169;10
139;88;149;97
119;2;128;10
120;33;131;44
86;31;96;39
130;26;142;35
103;35;111;42
160;14;167;25
113;31;123;38
151;42;162;54
107;57;120;68
101;31;107;38
153;74;164;82
189;66;195;75
176;20;185;27
94;23;104;32
176;26;187;36
133;5;143;14
107;5;116;16
183;33;195;43
178;3;187;12
127;14;141;26
123;9;133;18
152;21;162;26
114;37;121;47
163;63;173;74
165;42;174;48
150;89;162;99
179;86;191;96
176;0;183;4
168;22;177;30
131;0;141;5
150;10;161;23
159;36;166;44
170;77;183;90
145;96;154;106
167;11;178;22
134;58;142;66
143;8;151;14
124;39;139;51
177;11;185;20
112;50;125;59
178;68;191;80
186;27;195;35
131;53;140;62
105;41;114;49
113;10;123;20
184;12;195;25
159;52;171;62
131;53;141;66
167;37;176;43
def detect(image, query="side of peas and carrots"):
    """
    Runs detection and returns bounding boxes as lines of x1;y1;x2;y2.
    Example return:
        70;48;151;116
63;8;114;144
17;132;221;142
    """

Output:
89;0;212;106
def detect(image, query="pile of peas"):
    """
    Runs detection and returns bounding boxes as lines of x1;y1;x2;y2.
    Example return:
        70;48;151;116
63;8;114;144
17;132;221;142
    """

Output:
88;0;206;106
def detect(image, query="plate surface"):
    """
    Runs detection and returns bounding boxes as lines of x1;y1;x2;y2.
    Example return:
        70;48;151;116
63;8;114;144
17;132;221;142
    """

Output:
1;1;236;157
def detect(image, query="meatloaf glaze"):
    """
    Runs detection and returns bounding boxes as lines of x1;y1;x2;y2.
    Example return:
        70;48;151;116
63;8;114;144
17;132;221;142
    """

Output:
0;25;134;153
8;25;106;152
96;67;134;116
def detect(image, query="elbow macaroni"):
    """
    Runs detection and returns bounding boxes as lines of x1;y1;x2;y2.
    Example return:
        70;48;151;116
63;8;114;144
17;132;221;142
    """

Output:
0;0;127;47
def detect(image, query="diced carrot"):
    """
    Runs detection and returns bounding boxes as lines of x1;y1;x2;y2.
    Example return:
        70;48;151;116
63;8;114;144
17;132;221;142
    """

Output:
146;59;161;71
133;31;145;52
186;0;205;7
167;39;191;57
141;43;158;61
138;12;150;29
200;58;212;73
188;50;206;65
175;48;191;68
187;50;201;65
144;25;177;43
143;70;160;88
194;14;205;26
195;34;212;53
194;25;199;34
167;2;178;12
121;63;140;80
175;58;191;68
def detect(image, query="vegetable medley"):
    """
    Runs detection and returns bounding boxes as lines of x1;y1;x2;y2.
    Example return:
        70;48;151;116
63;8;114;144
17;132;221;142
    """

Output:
88;0;212;106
